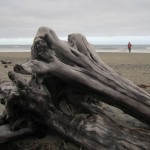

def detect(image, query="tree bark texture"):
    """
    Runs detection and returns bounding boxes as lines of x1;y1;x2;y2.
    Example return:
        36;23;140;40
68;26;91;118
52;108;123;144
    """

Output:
14;27;150;125
0;27;150;150
0;72;150;150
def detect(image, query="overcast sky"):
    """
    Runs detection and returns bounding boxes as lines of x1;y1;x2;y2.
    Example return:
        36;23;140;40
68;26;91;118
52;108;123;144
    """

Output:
0;0;150;44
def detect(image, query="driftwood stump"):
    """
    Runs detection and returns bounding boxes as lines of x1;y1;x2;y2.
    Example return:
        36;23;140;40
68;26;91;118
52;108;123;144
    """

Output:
0;27;150;150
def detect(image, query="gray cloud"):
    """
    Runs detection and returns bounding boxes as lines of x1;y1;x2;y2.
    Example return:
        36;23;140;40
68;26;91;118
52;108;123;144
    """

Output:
0;0;150;38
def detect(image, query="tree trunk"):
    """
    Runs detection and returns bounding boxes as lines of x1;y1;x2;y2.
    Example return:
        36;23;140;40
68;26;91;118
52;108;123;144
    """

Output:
0;71;150;150
0;27;150;149
14;27;150;125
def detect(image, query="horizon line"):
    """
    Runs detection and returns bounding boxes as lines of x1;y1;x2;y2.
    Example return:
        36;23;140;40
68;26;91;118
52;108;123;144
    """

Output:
0;36;150;45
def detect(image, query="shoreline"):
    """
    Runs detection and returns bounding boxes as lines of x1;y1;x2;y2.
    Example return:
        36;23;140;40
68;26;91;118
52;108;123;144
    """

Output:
0;51;150;53
0;50;150;53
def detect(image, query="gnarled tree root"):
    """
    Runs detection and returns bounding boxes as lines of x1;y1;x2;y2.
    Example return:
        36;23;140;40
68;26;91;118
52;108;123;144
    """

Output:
0;27;150;150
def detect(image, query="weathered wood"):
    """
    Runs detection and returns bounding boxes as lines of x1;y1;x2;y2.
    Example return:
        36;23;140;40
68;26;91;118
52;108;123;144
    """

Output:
0;124;33;144
1;60;12;64
47;109;150;150
0;27;150;149
0;72;150;150
14;27;150;125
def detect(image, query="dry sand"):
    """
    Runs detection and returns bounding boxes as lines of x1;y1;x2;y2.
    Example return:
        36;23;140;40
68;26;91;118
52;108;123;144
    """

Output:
1;52;150;121
99;52;150;86
0;52;150;85
0;52;150;149
0;52;31;82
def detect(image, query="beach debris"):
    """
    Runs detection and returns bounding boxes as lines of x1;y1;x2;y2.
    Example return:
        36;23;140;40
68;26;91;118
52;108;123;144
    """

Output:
1;60;12;64
138;84;150;89
4;65;8;68
0;27;150;150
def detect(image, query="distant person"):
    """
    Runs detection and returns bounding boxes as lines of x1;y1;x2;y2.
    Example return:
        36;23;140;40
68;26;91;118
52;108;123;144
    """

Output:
128;42;132;53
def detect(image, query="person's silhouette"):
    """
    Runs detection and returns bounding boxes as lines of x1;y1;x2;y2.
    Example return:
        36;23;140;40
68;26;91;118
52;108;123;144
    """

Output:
128;42;132;53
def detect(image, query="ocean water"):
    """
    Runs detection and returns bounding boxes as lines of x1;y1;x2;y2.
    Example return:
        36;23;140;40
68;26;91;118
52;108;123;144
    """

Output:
94;45;150;53
0;45;31;52
0;45;150;53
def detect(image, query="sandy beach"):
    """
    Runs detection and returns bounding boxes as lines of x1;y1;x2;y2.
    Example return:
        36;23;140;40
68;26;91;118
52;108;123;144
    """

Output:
1;52;150;111
0;52;150;85
0;52;150;149
1;52;150;115
99;52;150;86
0;52;31;82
